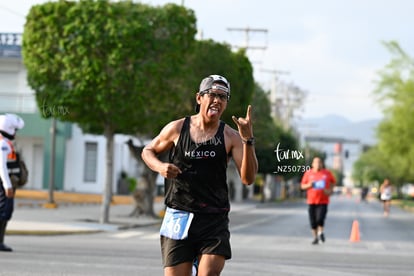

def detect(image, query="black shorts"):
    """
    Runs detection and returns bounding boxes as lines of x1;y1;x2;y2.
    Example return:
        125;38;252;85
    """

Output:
308;204;328;229
160;211;231;267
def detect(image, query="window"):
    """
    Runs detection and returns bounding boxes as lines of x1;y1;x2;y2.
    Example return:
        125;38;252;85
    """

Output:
84;142;98;182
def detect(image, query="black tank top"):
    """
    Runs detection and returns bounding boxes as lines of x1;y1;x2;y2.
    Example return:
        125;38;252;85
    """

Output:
164;116;230;213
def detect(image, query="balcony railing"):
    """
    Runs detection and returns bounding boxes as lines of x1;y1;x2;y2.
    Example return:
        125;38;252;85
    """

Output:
0;93;37;113
0;33;22;58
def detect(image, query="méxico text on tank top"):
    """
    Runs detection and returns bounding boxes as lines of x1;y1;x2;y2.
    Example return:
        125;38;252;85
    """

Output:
165;116;229;213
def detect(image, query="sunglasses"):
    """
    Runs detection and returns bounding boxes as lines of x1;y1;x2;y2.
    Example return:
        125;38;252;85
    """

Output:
200;90;230;101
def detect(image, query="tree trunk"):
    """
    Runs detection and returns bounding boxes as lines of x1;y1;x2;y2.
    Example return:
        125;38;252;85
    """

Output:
144;169;157;218
126;139;167;217
100;126;114;224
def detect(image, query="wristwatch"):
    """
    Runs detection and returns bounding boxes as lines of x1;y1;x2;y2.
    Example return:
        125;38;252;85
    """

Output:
242;137;255;146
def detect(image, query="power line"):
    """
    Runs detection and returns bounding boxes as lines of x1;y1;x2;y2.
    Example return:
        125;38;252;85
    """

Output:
0;4;25;18
227;27;268;51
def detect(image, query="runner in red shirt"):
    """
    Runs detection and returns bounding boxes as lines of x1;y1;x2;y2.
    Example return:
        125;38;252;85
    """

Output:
301;156;336;244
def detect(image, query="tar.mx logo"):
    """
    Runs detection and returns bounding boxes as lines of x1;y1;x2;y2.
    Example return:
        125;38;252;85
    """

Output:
41;99;70;117
273;142;309;174
274;142;304;162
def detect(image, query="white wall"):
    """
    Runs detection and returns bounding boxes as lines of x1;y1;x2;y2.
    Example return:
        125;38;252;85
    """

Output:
63;125;141;194
14;136;43;190
64;125;101;193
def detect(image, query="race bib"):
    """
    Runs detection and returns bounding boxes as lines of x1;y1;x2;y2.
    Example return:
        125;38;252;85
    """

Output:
313;180;326;190
160;207;194;240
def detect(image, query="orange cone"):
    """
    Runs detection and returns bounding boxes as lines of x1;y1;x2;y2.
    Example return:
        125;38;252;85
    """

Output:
349;220;360;242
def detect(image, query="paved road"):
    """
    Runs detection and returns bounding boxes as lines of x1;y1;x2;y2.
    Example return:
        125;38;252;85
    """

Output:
1;195;414;275
226;196;414;275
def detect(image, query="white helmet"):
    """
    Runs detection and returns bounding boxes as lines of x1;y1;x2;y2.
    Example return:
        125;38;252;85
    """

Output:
0;113;25;138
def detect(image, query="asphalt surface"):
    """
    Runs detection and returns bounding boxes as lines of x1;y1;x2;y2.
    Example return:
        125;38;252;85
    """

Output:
4;194;414;276
8;190;413;237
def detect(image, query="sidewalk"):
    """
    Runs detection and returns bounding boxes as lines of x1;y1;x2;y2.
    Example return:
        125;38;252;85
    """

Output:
7;190;257;235
7;190;165;235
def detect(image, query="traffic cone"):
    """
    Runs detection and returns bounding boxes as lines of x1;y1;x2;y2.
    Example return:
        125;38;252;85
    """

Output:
349;220;360;242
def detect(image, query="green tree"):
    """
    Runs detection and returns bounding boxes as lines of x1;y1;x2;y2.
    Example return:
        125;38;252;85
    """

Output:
22;0;197;223
139;39;256;135
373;41;414;188
352;146;390;186
178;39;255;124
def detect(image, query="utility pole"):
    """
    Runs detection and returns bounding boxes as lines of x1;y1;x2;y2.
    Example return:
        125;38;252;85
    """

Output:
260;68;290;119
282;83;306;129
227;27;268;50
43;118;57;209
227;27;268;64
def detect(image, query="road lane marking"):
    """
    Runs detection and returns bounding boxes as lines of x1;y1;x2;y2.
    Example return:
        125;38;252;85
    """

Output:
230;216;272;231
111;231;145;238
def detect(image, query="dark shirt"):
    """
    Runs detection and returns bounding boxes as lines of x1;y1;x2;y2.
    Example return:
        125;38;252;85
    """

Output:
165;116;229;213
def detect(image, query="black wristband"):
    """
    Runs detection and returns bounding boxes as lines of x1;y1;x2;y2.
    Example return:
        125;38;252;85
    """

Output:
242;137;255;146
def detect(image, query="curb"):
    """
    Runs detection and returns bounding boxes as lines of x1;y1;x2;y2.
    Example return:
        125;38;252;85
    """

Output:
6;229;104;236
16;189;164;204
15;189;156;205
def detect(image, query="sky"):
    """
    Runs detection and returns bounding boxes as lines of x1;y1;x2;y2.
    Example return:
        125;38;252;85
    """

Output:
1;0;413;123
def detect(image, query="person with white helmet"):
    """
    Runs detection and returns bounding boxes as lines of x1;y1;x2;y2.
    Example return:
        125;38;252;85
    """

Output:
0;113;25;252
142;75;258;275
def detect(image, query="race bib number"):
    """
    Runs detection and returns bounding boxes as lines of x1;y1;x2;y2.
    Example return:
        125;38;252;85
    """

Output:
160;207;194;240
313;180;326;190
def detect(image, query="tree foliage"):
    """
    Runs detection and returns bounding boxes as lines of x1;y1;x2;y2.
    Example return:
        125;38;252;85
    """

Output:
23;0;197;135
353;41;414;191
352;146;388;186
183;40;255;124
132;39;256;138
372;41;414;185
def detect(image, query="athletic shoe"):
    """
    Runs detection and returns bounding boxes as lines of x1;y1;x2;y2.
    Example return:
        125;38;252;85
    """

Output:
319;233;325;243
0;243;12;252
192;257;199;276
311;238;319;245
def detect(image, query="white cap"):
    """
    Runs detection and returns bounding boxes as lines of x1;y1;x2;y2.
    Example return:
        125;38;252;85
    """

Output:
0;113;25;136
199;74;230;94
